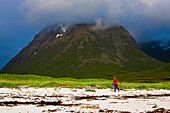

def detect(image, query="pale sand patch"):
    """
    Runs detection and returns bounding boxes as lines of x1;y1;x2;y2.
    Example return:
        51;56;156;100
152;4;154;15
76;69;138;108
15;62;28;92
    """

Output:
0;88;169;113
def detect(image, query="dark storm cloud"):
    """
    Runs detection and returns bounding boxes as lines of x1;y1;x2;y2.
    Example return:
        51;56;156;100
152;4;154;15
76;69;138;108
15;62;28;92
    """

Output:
19;0;170;41
20;0;170;26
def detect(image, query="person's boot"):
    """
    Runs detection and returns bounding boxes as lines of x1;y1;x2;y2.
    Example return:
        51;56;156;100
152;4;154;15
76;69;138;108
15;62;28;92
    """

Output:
118;90;120;92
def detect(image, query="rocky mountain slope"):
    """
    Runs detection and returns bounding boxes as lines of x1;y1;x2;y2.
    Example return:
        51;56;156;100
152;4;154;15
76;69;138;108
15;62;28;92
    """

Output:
1;24;165;78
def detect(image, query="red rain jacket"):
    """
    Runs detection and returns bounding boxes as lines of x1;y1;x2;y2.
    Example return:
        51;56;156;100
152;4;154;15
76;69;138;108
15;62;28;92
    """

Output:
113;78;120;85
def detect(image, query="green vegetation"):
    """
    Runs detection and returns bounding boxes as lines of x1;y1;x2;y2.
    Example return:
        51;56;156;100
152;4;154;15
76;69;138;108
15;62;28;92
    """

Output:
117;63;170;83
85;90;96;92
0;74;169;89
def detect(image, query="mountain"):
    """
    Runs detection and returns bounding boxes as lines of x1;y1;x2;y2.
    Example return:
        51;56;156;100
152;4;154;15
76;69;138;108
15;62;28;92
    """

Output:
1;24;165;78
139;41;170;63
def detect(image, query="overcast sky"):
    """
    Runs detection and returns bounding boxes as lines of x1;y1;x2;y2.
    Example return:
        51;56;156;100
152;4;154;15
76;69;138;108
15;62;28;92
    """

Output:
0;0;170;69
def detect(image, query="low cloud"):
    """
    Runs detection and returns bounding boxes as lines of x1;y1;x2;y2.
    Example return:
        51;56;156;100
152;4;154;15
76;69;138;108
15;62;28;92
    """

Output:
20;0;170;26
19;0;170;41
20;0;123;26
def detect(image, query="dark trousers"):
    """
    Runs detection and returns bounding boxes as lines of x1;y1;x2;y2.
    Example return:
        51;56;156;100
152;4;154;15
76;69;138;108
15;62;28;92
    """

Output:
114;84;119;91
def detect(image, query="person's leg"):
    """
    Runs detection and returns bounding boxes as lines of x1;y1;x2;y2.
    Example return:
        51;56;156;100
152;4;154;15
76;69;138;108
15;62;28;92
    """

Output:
114;84;116;92
116;85;119;90
117;85;120;92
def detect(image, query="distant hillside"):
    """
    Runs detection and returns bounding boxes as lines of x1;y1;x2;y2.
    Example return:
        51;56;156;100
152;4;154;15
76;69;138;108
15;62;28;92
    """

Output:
118;63;170;82
1;24;165;78
139;41;170;63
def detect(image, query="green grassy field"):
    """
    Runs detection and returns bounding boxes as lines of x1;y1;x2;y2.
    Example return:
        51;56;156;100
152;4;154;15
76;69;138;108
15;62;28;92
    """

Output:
0;74;169;89
116;63;170;83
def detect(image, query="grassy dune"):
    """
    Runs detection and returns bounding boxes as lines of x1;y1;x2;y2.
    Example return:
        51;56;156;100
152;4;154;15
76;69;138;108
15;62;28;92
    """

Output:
0;74;169;89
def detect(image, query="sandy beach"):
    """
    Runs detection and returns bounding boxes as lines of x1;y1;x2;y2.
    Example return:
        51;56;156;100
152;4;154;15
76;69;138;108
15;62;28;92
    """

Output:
0;87;169;113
